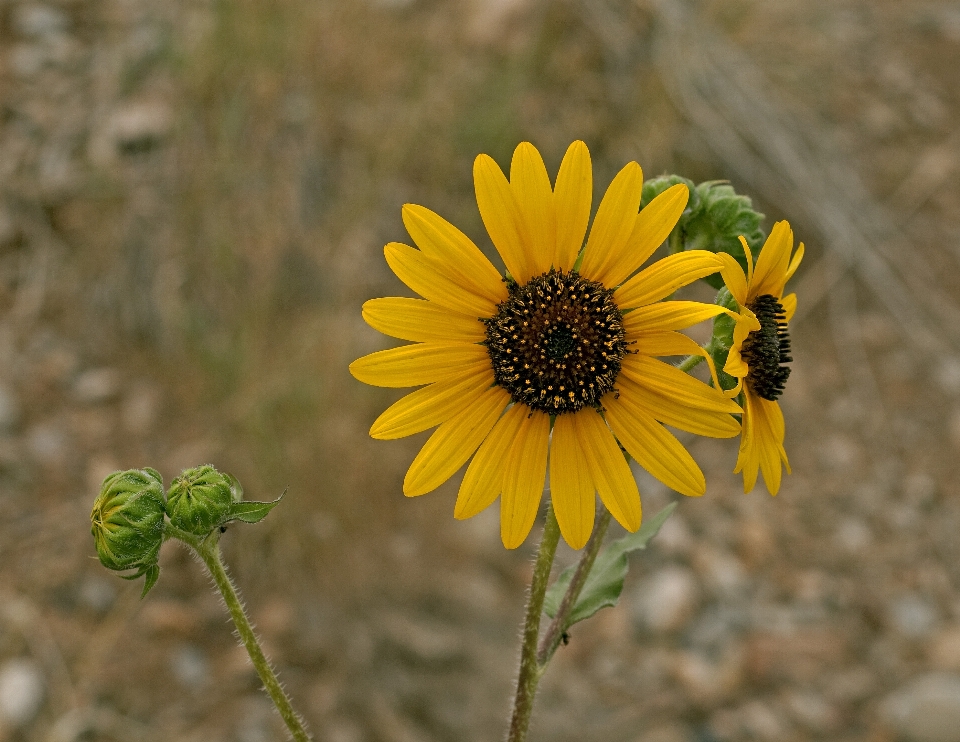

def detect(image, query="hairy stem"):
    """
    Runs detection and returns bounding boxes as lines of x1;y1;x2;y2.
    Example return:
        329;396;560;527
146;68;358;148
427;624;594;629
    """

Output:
536;507;612;666
677;353;704;372
197;536;311;742
507;505;561;742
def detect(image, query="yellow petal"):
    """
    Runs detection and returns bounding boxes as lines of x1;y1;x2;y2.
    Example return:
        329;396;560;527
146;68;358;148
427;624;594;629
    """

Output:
724;308;760;380
553;141;592;271
615;251;721;309
624;301;729;334
613;375;740;438
509;142;555;277
751;220;793;300
362;298;486;343
385;242;497;317
620;354;740;413
401;204;508;304
782;292;797;322
370;368;494;439
500;409;550;549
631;329;705;357
734;391;760;493
604;392;705;497
738;393;788;496
549;413;595;549
474;154;531;283
403;387;510;496
785;242;805;283
717;252;749;307
455;403;525;519
350;342;490;388
575;409;641;532
578;161;643;286
601;183;689;288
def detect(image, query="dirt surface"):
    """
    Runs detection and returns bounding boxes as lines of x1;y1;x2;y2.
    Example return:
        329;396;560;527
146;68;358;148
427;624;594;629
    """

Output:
3;0;960;740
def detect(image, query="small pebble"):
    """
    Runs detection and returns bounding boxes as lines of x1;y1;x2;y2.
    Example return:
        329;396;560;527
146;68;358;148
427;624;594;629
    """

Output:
72;368;121;405
0;658;45;727
631;565;699;633
883;672;960;742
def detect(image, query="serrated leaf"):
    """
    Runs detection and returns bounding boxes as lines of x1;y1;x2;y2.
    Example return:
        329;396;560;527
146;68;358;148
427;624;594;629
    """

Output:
225;492;284;524
544;502;677;627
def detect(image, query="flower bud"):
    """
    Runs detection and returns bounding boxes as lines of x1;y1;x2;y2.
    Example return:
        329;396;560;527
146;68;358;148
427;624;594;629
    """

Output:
642;176;765;289
165;465;238;536
91;468;165;596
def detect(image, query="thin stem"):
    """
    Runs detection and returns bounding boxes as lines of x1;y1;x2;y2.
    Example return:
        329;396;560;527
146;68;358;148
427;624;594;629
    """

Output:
677;354;704;372
196;535;311;742
667;227;684;255
507;505;562;742
536;507;612;666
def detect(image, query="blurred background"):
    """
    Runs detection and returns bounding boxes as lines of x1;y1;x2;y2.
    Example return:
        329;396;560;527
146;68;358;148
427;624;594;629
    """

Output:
2;0;960;740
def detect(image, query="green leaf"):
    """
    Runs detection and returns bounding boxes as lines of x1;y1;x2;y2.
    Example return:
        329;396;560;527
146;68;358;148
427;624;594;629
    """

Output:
543;502;677;627
225;492;284;524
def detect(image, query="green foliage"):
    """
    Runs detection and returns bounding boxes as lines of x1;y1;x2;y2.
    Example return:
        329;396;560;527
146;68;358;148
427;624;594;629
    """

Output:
90;468;167;597
543;502;677;628
642;176;765;288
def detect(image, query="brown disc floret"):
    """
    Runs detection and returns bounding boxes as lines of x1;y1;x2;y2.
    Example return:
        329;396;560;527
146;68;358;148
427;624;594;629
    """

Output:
484;269;627;414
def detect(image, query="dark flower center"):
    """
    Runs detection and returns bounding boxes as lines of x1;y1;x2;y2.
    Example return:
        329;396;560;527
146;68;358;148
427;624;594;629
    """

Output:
484;269;627;414
742;294;792;401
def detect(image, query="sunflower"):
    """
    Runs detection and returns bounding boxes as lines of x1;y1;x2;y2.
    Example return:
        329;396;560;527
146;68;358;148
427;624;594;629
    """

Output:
350;141;743;549
717;221;804;495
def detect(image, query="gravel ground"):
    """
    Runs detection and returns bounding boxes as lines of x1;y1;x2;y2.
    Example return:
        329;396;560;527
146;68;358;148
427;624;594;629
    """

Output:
3;1;960;741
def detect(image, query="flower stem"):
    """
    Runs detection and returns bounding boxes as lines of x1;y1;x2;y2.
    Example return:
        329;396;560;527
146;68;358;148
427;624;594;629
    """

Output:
507;504;562;742
677;353;704;372
196;534;311;742
536;506;612;667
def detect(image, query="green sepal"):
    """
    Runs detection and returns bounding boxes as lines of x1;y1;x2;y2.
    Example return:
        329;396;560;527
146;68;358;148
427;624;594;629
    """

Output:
140;564;160;598
708;287;740;393
224;492;284;525
543;502;677;627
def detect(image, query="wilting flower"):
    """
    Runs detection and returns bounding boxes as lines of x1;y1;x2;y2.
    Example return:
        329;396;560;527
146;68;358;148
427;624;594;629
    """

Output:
717;221;803;495
351;141;742;549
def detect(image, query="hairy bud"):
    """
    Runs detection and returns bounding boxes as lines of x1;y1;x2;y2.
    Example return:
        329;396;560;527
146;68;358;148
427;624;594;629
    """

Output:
91;468;165;596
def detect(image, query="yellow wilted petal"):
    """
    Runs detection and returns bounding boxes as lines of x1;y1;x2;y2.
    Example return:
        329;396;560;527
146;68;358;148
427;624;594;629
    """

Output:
474;154;530;283
404;387;510;497
578;162;643;285
615;251;722;309
614;375;740;438
623;301;729;334
349;343;489;388
717;252;748;307
620;354;740;413
751;220;793;300
370;369;494;439
362;298;486;343
782;292;797;322
509;142;555;277
401;204;508;304
604;391;706;497
549;413;595;550
601;183;689;287
455;403;525;519
785;242;805;283
575;409;641;532
553;141;592;271
500;410;550;549
385;243;497;317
